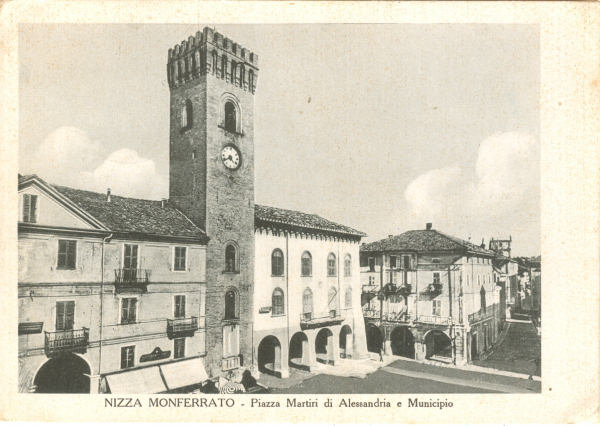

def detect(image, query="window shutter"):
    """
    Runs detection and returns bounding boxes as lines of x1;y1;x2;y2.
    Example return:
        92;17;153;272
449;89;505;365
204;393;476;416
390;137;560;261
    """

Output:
56;301;64;330
23;195;30;222
30;195;37;223
65;301;75;330
67;241;76;269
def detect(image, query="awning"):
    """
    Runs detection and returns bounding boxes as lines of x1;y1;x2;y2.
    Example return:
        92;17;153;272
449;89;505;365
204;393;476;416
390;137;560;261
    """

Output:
105;366;167;394
160;357;208;391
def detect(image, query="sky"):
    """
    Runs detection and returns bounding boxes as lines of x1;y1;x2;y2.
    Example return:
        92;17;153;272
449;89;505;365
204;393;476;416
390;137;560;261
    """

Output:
19;24;540;256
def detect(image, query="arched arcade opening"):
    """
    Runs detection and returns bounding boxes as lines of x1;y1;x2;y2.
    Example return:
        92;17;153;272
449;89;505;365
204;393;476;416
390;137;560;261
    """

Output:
390;326;415;359
339;325;353;359
257;335;282;377
289;331;310;371
366;323;383;354
34;353;91;393
315;328;335;365
424;330;452;360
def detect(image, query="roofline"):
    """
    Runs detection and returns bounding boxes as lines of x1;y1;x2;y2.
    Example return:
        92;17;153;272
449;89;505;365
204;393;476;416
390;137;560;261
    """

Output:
18;175;110;231
111;231;209;244
255;218;366;240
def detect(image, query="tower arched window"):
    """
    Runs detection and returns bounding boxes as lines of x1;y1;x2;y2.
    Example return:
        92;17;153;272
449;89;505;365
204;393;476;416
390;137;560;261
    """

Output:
345;286;353;308
272;288;284;315
239;65;245;88
225;243;238;273
225;288;239;319
302;288;313;320
249;69;254;92
211;50;217;74
271;249;284;276
181;99;193;130
301;251;312;277
344;254;352;277
224;101;237;133
327;253;337;277
230;60;237;84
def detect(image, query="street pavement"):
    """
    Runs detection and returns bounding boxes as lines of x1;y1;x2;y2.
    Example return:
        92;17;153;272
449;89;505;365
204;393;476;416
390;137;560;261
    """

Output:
473;319;541;376
268;357;540;394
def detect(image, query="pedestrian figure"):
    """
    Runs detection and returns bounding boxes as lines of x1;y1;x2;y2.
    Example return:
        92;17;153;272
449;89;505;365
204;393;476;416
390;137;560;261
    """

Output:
379;344;384;362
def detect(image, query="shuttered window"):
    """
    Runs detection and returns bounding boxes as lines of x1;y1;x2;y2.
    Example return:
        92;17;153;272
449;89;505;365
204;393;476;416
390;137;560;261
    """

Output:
121;298;137;324
174;338;185;359
55;301;75;331
121;346;135;369
22;194;38;223
57;240;77;270
174;295;186;318
174;246;187;271
124;244;138;270
272;288;284;315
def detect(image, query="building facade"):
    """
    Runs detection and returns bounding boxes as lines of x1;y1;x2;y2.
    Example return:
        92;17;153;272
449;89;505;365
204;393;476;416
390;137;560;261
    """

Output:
360;224;504;365
252;206;368;378
18;175;209;393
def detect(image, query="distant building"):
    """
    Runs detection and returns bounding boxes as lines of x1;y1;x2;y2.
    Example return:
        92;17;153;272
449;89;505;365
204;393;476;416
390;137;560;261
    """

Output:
489;237;519;316
360;223;504;365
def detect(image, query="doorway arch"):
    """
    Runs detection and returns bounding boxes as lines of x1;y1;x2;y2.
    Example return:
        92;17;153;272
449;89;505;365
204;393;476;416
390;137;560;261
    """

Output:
339;325;353;359
390;326;415;359
366;323;383;353
257;335;282;377
315;328;334;364
34;353;91;393
424;330;452;360
289;331;310;370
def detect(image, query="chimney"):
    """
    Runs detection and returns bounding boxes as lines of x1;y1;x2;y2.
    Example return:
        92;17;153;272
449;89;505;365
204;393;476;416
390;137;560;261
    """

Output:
481;238;485;248
426;223;432;230
106;188;111;202
161;198;167;208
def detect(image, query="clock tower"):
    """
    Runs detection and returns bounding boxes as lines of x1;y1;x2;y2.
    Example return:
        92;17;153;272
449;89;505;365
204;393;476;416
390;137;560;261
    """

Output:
167;27;258;377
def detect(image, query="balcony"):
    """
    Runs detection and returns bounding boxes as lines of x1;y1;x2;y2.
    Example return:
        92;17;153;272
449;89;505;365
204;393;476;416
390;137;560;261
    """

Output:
114;269;150;292
167;316;199;339
300;311;343;330
222;355;241;371
416;315;452;326
44;328;89;357
361;284;378;295
422;282;443;295
363;308;413;324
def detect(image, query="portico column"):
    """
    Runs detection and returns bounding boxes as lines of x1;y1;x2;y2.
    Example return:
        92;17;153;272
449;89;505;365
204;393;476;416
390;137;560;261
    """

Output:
346;333;354;359
328;334;339;365
89;374;101;394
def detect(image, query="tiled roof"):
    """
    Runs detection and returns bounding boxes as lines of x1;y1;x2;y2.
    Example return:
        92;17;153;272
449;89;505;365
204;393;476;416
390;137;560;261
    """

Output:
255;204;366;237
361;229;495;256
49;184;206;240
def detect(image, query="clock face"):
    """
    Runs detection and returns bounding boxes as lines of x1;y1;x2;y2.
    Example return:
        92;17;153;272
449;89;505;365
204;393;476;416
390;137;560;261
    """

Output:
221;145;241;170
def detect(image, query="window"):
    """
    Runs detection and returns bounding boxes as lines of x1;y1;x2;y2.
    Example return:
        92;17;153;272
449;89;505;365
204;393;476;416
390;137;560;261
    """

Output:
123;244;138;270
301;251;312;276
121;346;135;369
225;289;238;319
249;69;254;91
272;288;284;315
433;272;440;284
389;255;397;268
55;301;74;331
211;51;217;74
230;60;237;83
174;246;187;271
302;288;313;320
328;287;339;315
57;240;77;270
271;249;284;276
174;338;185;359
221;55;227;78
22;194;38;223
345;287;353;308
225;243;238;272
327;253;337;276
224;101;237;132
344;254;352;277
174;295;186;318
368;276;375;285
432;300;441;316
181;100;193;129
402;255;411;270
480;286;487;313
368;257;375;272
121;298;137;324
432;258;440;264
239;65;245;87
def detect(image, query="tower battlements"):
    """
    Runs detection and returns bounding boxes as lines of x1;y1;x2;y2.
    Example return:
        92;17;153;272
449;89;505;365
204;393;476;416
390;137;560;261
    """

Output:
167;27;258;93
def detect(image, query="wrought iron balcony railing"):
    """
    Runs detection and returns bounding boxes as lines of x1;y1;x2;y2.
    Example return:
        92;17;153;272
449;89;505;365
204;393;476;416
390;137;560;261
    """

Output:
44;328;89;356
222;355;241;371
416;315;452;325
114;269;150;292
299;311;343;329
167;316;199;338
363;309;413;323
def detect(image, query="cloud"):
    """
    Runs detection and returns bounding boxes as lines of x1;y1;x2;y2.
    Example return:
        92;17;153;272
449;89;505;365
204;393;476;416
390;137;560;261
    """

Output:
404;132;540;252
26;126;167;200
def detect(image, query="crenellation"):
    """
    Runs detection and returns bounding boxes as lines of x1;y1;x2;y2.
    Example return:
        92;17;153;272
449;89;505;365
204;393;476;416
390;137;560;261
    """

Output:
167;27;258;93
